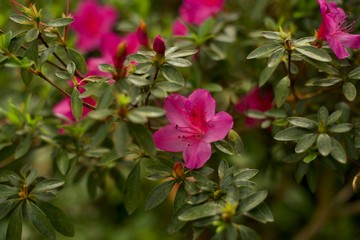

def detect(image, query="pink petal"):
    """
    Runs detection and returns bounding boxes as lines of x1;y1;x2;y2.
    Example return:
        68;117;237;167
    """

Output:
153;125;185;152
53;98;74;122
172;19;189;36
335;32;360;49
187;89;215;122
203;112;233;142
327;36;350;59
164;94;189;126
183;141;211;169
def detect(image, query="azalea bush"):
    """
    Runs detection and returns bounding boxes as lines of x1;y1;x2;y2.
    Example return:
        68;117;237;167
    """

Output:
1;0;360;239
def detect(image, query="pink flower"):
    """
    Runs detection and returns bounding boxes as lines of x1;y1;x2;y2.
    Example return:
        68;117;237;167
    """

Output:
153;35;166;55
153;89;233;169
236;87;273;127
317;0;360;59
72;0;118;52
172;20;189;36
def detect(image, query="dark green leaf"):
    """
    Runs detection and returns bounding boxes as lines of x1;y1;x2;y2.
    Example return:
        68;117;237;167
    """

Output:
274;76;290;107
56;149;70;175
124;162;141;215
303;152;317;163
9;15;32;25
218;160;229;180
274;127;311;141
245;202;274;223
127;53;151;63
47;17;74;27
259;65;277;86
224;223;238;240
0;199;18;219
227;130;243;155
39;44;56;66
327;110;342;125
6;202;23;240
239;190;268;212
166;58;192;67
343;82;357;101
0;184;19;198
234;169;258;181
127;123;155;156
330;138;347;164
25;29;39;42
295;161;309;182
113;121;129;157
306;166;318;193
295;133;318;153
71;88;83;122
238;225;260;240
161;65;185;85
55;71;72;80
328;123;353;133
126;75;151;86
306;77;342;87
247;43;281;59
145;180;174;210
288;117;317;129
67;48;87;75
317;106;329;124
87;172;97;199
178;202;222;221
38;201;74;237
348;67;360;79
15;135;32;159
26;201;56;240
268;48;285;67
31;179;64;193
214;140;234;155
295;45;331;62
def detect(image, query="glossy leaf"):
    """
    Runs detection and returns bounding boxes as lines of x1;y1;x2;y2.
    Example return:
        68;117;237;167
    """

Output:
67;48;87;75
245;202;274;223
161;65;185;85
25;29;39;42
330;138;347;163
124;162;141;215
6;203;23;240
295;133;318;153
238;190;267;212
274;76;290;107
127;123;155;156
47;17;74;27
166;58;192;67
238;225;260;240
26;201;56;240
288;117;317;129
247;43;281;59
71;88;83;122
295;45;331;62
274;127;311;141
343;82;356;101
178;202;222;221
31;179;65;193
328;123;353;133
15;135;32;159
145;180;174;210
316;133;331;156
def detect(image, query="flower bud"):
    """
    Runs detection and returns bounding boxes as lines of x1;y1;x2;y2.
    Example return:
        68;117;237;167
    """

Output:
153;35;166;56
114;41;127;70
136;20;150;48
172;162;185;179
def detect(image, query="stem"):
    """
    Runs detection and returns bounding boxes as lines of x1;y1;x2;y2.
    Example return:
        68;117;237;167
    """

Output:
287;50;299;101
64;0;70;41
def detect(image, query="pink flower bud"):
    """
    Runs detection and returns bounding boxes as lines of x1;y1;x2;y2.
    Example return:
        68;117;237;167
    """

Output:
153;35;166;56
136;20;150;48
114;41;127;69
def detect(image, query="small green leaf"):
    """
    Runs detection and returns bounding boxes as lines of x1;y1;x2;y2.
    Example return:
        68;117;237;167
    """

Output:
67;61;76;75
126;75;151;86
246;110;266;119
67;48;87;75
238;225;261;240
306;77;342;87
39;44;56;66
167;49;198;58
343;82;357;101
55;71;72;80
262;31;280;40
0;199;18;219
131;106;165;118
113;121;129;157
317;106;329;124
268;48;285;67
127;123;155;156
348;67;360;79
317;133;331;156
328;123;353;133
26;201;56;240
71;88;83;122
234;169;259;181
124;162;141;215
145;180;174;210
295;45;331;62
274;76;290;107
214;140;234;155
161;65;185;85
218;160;229;180
274;127;311;141
327;110;342;125
47;17;74;27
245;202;274;223
288;117;317;129
38;201;74;237
9;14;32;25
0;31;12;51
295;133;318;153
24;29;39;42
166;58;192;67
31;179;64;193
15;135;32;159
56;150;70;175
0;185;19;198
303;152;317;163
127;53;151;63
178;202;222;221
330;138;347;163
154;82;183;92
227;130;243;155
239;190;268;212
295;161;309;182
98;63;115;73
247;43;281;59
259;64;277;86
6;203;23;240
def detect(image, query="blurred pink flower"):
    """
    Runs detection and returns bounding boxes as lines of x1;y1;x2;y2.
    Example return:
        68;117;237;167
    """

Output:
236;87;273;127
136;20;150;48
72;0;118;52
317;0;360;59
172;0;225;36
153;89;233;169
153;35;166;55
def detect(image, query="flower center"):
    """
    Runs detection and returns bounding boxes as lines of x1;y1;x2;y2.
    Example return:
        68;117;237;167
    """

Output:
175;124;204;146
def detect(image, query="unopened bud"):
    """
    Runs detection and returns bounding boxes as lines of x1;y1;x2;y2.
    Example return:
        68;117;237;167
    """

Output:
153;35;166;56
172;162;185;179
137;20;150;48
114;41;127;70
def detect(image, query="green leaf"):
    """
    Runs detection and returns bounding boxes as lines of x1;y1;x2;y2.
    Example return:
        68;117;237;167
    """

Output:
166;58;192;67
306;166;318;193
0;31;12;51
38;201;74;237
39;44;56;66
348;67;360;79
262;31;280;40
26;201;56;240
0;184;19;198
161;65;185;85
239;190;268;212
67;48;87;75
25;169;38;187
303;152;317;163
246;110;266;119
47;17;74;27
145;180;174;210
127;123;155;156
71;88;83;122
15;135;32;159
218;160;229;180
328;123;353;133
126;75;151;86
178;202;222;221
87;172;97;199
131;106;165;118
124;162;141;215
24;29;39;42
316;133;331;156
0;199;18;219
154;82;183;92
224;223;238;240
167;49;198;58
113;121;129;157
234;169;259;181
295;161;309;182
295;45;331;62
343;82;357;101
295;133;318;153
247;43;281;59
67;61;76;75
20;41;38;85
9;14;32;25
259;64;277;86
98;63;115;73
274;127;311;141
56;149;70;175
214;140;234;155
227;130;244;155
31;179;64;193
55;71;72;80
301;56;339;75
317;106;329;124
288;117;317;129
306;77;342;87
327;110;342;125
274;76;290;107
238;225;260;240
6;203;23;240
127;53;151;63
268;48;285;67
330;138;347;164
245;202;274;223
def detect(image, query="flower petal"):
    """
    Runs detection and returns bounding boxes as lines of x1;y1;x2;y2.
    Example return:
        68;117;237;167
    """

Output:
335;32;360;49
153;125;185;152
183;141;211;169
164;94;189;126
203;112;233;142
187;89;215;122
327;36;349;59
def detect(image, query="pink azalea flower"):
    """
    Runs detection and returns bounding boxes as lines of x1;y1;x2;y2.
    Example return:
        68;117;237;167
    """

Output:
153;89;233;169
317;0;360;59
72;0;118;52
172;19;189;36
236;87;273;127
